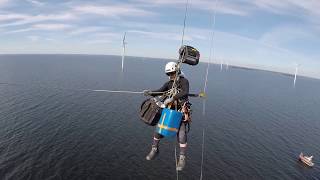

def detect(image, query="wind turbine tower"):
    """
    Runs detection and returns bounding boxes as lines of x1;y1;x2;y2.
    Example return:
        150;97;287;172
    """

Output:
293;63;299;87
121;32;127;72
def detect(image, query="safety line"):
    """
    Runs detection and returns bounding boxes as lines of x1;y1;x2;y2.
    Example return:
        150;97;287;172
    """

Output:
174;0;190;179
175;145;179;180
84;89;143;94
0;82;206;99
200;0;219;179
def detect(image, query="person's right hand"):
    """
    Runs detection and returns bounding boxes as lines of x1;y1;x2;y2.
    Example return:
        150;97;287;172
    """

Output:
143;90;151;96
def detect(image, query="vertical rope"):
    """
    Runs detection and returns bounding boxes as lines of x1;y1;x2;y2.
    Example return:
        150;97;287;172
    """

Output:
175;145;179;180
199;127;206;180
200;0;218;179
181;0;189;46
175;1;189;179
203;0;218;95
170;0;189;99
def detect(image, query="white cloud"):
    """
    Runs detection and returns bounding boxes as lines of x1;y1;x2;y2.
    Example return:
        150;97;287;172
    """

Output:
6;23;72;33
128;30;191;41
134;0;184;6
0;13;76;28
133;0;249;16
0;13;30;21
0;0;9;7
259;25;315;47
45;38;57;42
32;23;71;30
118;21;207;43
134;0;320;20
250;0;320;32
192;0;249;16
73;4;155;17
252;0;293;14
69;26;108;36
25;0;44;6
87;39;112;44
7;28;33;33
93;32;122;39
27;35;40;41
252;0;320;16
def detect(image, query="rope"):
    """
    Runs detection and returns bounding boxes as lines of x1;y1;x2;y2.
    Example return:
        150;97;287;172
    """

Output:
200;127;205;180
0;82;205;99
181;0;189;46
175;145;179;180
173;1;190;179
170;0;190;100
0;82;165;95
83;89;143;94
200;0;219;179
203;0;218;96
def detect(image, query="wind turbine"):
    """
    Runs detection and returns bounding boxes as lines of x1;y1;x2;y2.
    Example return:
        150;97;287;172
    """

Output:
121;32;127;72
226;61;229;70
293;63;299;87
220;60;223;71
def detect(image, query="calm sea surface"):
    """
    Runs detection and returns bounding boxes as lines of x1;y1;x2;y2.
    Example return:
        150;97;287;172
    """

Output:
0;55;319;180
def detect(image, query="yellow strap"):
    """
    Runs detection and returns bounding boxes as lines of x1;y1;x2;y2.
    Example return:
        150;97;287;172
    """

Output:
157;124;178;132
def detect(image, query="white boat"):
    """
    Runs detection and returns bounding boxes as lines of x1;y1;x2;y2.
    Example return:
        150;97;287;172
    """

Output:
299;152;314;167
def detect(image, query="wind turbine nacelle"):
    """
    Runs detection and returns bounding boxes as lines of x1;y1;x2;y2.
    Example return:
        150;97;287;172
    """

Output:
179;45;200;66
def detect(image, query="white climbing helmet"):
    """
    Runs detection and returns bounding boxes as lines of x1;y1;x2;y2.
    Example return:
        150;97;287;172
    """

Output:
165;62;177;74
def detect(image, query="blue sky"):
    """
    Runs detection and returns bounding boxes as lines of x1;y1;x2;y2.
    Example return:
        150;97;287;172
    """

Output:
0;0;319;78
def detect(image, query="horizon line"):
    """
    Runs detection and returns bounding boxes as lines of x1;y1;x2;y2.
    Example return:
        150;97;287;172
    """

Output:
0;53;319;80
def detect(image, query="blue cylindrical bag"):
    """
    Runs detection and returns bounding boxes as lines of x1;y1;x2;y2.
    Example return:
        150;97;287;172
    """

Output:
156;108;183;137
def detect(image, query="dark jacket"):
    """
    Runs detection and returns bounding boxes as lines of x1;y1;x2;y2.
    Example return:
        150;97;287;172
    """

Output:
151;76;189;104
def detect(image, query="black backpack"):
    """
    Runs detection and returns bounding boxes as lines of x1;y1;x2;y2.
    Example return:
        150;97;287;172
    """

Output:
139;98;162;126
179;45;200;66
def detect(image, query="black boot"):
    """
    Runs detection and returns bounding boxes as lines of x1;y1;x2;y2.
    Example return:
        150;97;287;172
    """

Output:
176;155;186;171
146;146;159;160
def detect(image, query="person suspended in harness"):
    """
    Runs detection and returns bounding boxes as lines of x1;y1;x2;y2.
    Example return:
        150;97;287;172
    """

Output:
143;61;192;171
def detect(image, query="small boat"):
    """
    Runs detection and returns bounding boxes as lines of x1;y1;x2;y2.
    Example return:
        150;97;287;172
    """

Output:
299;152;314;167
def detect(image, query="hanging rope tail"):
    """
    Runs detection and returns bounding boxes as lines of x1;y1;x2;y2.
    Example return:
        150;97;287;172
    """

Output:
200;0;219;180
